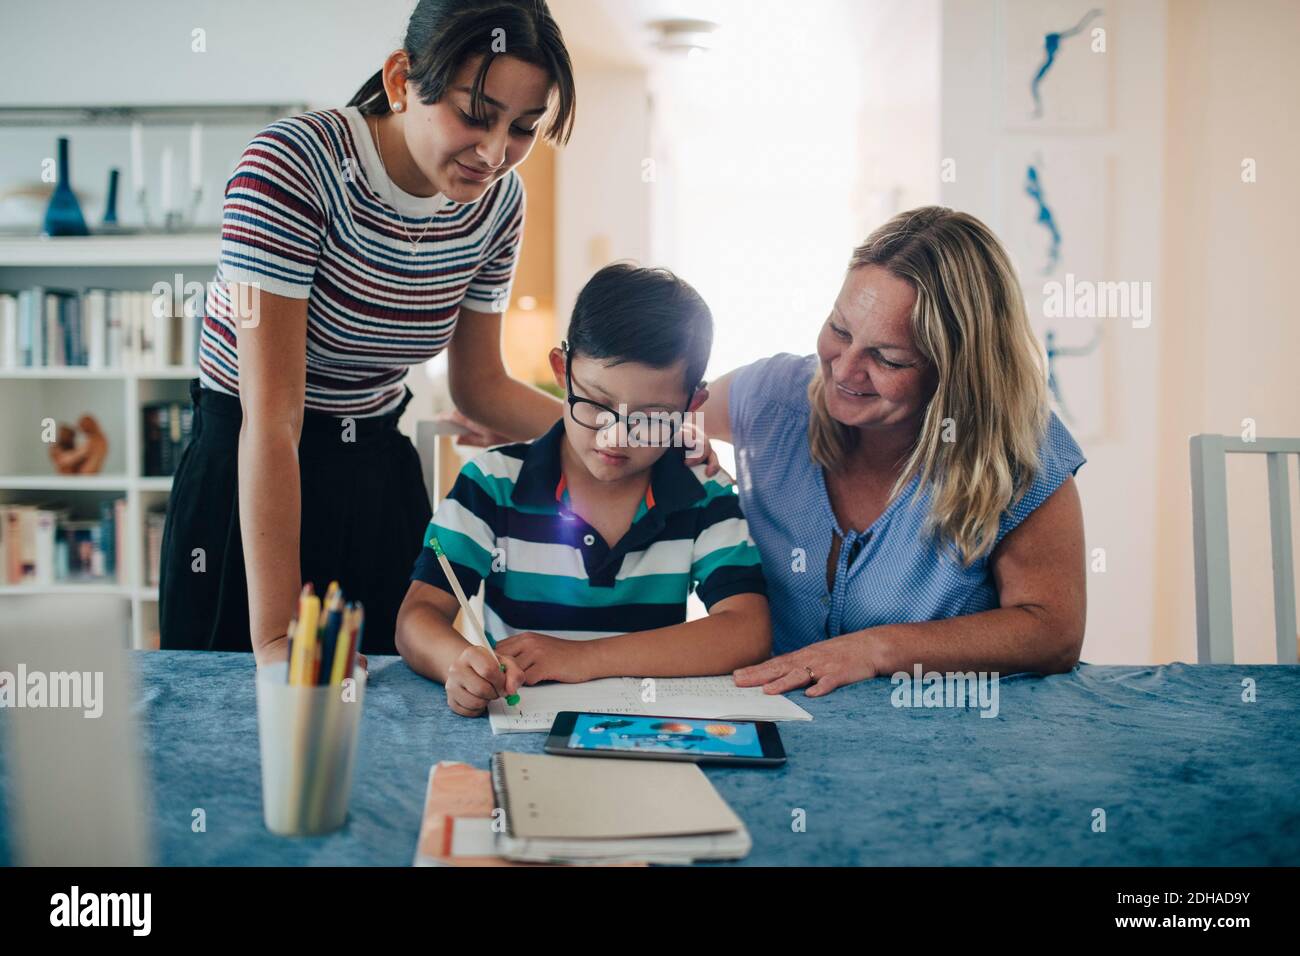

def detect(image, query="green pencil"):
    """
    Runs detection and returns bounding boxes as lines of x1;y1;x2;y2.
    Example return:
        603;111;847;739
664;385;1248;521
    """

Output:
429;535;519;708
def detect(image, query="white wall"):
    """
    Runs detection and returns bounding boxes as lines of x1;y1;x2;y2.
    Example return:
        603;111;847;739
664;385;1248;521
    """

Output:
0;0;411;106
645;0;940;387
941;0;1168;663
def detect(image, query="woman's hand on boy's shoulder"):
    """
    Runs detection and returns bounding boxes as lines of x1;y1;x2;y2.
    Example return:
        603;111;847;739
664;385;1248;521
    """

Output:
437;409;515;449
680;416;722;477
494;632;594;685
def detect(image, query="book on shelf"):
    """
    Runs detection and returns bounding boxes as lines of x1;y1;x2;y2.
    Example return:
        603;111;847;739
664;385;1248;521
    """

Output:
142;401;195;477
0;286;202;370
145;507;167;588
0;499;127;587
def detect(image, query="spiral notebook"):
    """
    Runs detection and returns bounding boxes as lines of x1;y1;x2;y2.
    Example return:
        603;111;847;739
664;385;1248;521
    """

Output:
489;752;750;864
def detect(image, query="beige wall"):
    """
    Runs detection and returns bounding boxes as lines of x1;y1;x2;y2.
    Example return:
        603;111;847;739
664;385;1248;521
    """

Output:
502;141;559;387
554;66;654;332
1153;0;1300;663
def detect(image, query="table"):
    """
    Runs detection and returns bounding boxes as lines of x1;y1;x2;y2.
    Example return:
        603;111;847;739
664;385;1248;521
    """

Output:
2;652;1298;865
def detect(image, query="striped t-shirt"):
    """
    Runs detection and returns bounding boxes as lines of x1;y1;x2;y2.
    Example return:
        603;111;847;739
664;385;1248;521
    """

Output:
410;421;768;642
199;106;524;417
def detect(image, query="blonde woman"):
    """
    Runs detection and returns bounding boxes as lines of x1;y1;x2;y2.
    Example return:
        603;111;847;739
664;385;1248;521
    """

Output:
699;206;1086;696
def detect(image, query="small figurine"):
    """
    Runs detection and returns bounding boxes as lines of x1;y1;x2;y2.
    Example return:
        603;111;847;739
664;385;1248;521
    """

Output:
48;414;109;475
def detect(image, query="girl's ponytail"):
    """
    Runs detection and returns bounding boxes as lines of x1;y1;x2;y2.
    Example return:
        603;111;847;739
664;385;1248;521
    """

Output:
347;69;390;115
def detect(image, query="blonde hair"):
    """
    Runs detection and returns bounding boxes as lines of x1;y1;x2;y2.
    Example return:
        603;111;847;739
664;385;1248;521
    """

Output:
808;206;1048;565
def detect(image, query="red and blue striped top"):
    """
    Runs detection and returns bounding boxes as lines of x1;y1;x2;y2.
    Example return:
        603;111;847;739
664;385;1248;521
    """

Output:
199;107;524;417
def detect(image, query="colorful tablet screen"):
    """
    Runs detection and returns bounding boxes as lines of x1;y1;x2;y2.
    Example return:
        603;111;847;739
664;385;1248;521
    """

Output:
565;714;765;757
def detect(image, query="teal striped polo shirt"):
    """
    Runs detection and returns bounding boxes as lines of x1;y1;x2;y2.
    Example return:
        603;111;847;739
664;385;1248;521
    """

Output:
409;419;767;642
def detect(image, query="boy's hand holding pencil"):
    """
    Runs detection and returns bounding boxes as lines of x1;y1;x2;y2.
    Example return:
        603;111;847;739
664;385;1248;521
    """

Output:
445;646;524;717
427;534;523;717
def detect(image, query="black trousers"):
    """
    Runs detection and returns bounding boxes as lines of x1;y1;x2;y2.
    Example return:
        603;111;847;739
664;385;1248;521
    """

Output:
158;379;432;656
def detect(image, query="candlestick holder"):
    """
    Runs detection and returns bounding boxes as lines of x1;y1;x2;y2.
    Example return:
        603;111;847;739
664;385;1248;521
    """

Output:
134;187;152;231
101;168;120;226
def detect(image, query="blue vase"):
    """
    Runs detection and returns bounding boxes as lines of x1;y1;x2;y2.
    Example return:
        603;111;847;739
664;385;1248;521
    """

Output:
102;168;120;227
42;137;89;237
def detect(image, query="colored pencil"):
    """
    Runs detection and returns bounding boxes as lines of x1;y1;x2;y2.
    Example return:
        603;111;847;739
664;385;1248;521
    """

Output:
428;535;518;707
289;584;319;686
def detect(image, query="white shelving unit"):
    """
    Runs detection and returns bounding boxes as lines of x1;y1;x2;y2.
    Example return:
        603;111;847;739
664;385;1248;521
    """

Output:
0;233;219;267
1;232;218;648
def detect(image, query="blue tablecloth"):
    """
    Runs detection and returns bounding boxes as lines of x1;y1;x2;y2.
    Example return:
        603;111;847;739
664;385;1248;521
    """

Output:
2;652;1298;865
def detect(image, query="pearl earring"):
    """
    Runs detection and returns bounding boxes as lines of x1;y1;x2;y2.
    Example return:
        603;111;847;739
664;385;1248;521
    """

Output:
391;101;403;112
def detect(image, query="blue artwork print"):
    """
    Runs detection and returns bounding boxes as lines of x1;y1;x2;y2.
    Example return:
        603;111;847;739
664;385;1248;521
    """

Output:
1024;162;1061;276
1030;7;1103;119
1045;327;1102;424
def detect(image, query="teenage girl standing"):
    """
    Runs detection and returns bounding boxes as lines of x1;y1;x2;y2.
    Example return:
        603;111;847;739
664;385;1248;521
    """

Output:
159;0;575;662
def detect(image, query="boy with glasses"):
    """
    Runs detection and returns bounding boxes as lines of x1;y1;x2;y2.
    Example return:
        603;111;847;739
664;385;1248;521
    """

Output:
396;263;771;716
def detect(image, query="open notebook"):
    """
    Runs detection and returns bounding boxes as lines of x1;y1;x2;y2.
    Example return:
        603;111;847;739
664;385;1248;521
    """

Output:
487;675;813;734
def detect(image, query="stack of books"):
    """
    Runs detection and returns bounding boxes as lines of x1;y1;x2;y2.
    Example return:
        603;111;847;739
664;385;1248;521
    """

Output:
0;499;126;586
415;753;751;866
0;286;201;369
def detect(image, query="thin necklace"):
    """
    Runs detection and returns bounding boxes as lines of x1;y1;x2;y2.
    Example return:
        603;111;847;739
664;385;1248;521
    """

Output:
370;115;432;253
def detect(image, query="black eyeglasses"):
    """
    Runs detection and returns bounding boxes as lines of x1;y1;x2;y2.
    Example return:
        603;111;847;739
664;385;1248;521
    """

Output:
562;341;703;449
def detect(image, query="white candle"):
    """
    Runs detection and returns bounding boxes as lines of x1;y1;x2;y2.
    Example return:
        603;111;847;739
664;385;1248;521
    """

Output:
160;146;174;212
130;122;144;193
189;122;202;191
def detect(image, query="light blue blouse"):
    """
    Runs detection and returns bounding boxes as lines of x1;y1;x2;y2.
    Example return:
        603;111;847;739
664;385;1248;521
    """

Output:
729;353;1086;656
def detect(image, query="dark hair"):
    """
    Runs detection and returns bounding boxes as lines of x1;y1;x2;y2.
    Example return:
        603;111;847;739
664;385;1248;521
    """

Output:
566;263;714;395
348;0;575;146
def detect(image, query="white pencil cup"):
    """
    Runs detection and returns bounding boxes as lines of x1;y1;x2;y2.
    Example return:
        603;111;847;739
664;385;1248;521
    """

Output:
255;661;367;836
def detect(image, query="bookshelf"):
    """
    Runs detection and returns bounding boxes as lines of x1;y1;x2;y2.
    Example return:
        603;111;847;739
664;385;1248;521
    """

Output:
0;232;218;648
0;233;219;267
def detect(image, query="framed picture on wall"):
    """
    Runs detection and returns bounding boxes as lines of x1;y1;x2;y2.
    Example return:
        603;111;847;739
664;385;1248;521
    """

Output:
997;0;1111;131
998;147;1112;440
